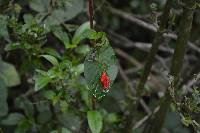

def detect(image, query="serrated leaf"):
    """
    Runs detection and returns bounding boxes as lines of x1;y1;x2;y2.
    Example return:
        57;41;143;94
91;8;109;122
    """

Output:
34;74;51;91
40;55;59;66
87;111;103;133
0;79;8;117
84;34;118;99
0;60;21;87
1;113;24;126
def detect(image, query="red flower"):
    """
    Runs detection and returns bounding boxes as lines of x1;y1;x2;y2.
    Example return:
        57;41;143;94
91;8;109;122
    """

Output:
100;71;110;90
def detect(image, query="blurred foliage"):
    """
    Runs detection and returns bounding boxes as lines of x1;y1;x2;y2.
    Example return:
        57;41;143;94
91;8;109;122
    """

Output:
0;0;200;133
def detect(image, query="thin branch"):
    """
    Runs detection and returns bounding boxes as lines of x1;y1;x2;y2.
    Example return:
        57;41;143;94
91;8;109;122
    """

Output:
118;65;152;115
108;6;200;54
109;30;174;54
133;107;160;130
144;0;196;132
88;0;96;110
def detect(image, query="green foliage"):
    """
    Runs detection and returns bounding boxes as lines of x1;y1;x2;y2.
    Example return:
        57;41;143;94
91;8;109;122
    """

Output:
84;32;118;100
87;111;103;133
0;59;20;87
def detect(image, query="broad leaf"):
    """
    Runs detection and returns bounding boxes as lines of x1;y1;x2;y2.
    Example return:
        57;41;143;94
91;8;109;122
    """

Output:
43;0;84;26
29;0;50;12
87;111;103;133
1;113;24;126
73;21;90;42
0;60;21;87
52;26;71;48
84;33;118;99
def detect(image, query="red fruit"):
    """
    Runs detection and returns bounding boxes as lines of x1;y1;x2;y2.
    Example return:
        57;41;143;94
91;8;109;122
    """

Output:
100;72;110;90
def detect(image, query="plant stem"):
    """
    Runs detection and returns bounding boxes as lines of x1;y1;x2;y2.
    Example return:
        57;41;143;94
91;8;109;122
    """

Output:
88;0;96;110
89;0;94;29
136;0;173;105
124;0;173;132
143;0;196;133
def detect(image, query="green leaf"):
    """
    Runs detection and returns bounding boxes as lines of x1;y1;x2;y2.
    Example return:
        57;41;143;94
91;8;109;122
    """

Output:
52;26;70;49
0;79;8;117
87;111;103;133
23;14;36;25
75;45;90;55
61;128;72;133
43;47;61;59
73;21;90;42
72;29;97;45
84;33;118;99
29;0;50;12
0;15;9;39
15;97;34;116
43;0;84;26
15;118;31;133
4;42;31;51
40;55;59;66
0;60;21;87
43;90;56;100
34;74;51;91
1;113;24;126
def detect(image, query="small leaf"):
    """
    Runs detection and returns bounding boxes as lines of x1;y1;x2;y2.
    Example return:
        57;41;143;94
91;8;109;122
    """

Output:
43;47;61;59
75;45;90;55
1;113;24;126
40;55;59;66
52;26;70;49
73;21;90;41
43;90;56;100
0;60;21;87
34;74;51;91
4;42;31;51
87;111;103;133
72;29;97;45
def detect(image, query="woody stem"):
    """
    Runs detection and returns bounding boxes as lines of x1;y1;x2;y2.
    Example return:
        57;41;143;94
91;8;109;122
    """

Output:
88;0;96;110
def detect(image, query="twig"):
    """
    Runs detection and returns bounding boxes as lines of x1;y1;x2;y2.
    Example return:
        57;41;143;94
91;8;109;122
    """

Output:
118;65;152;115
109;31;174;54
145;0;196;132
133;107;160;130
115;48;166;92
108;7;200;54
